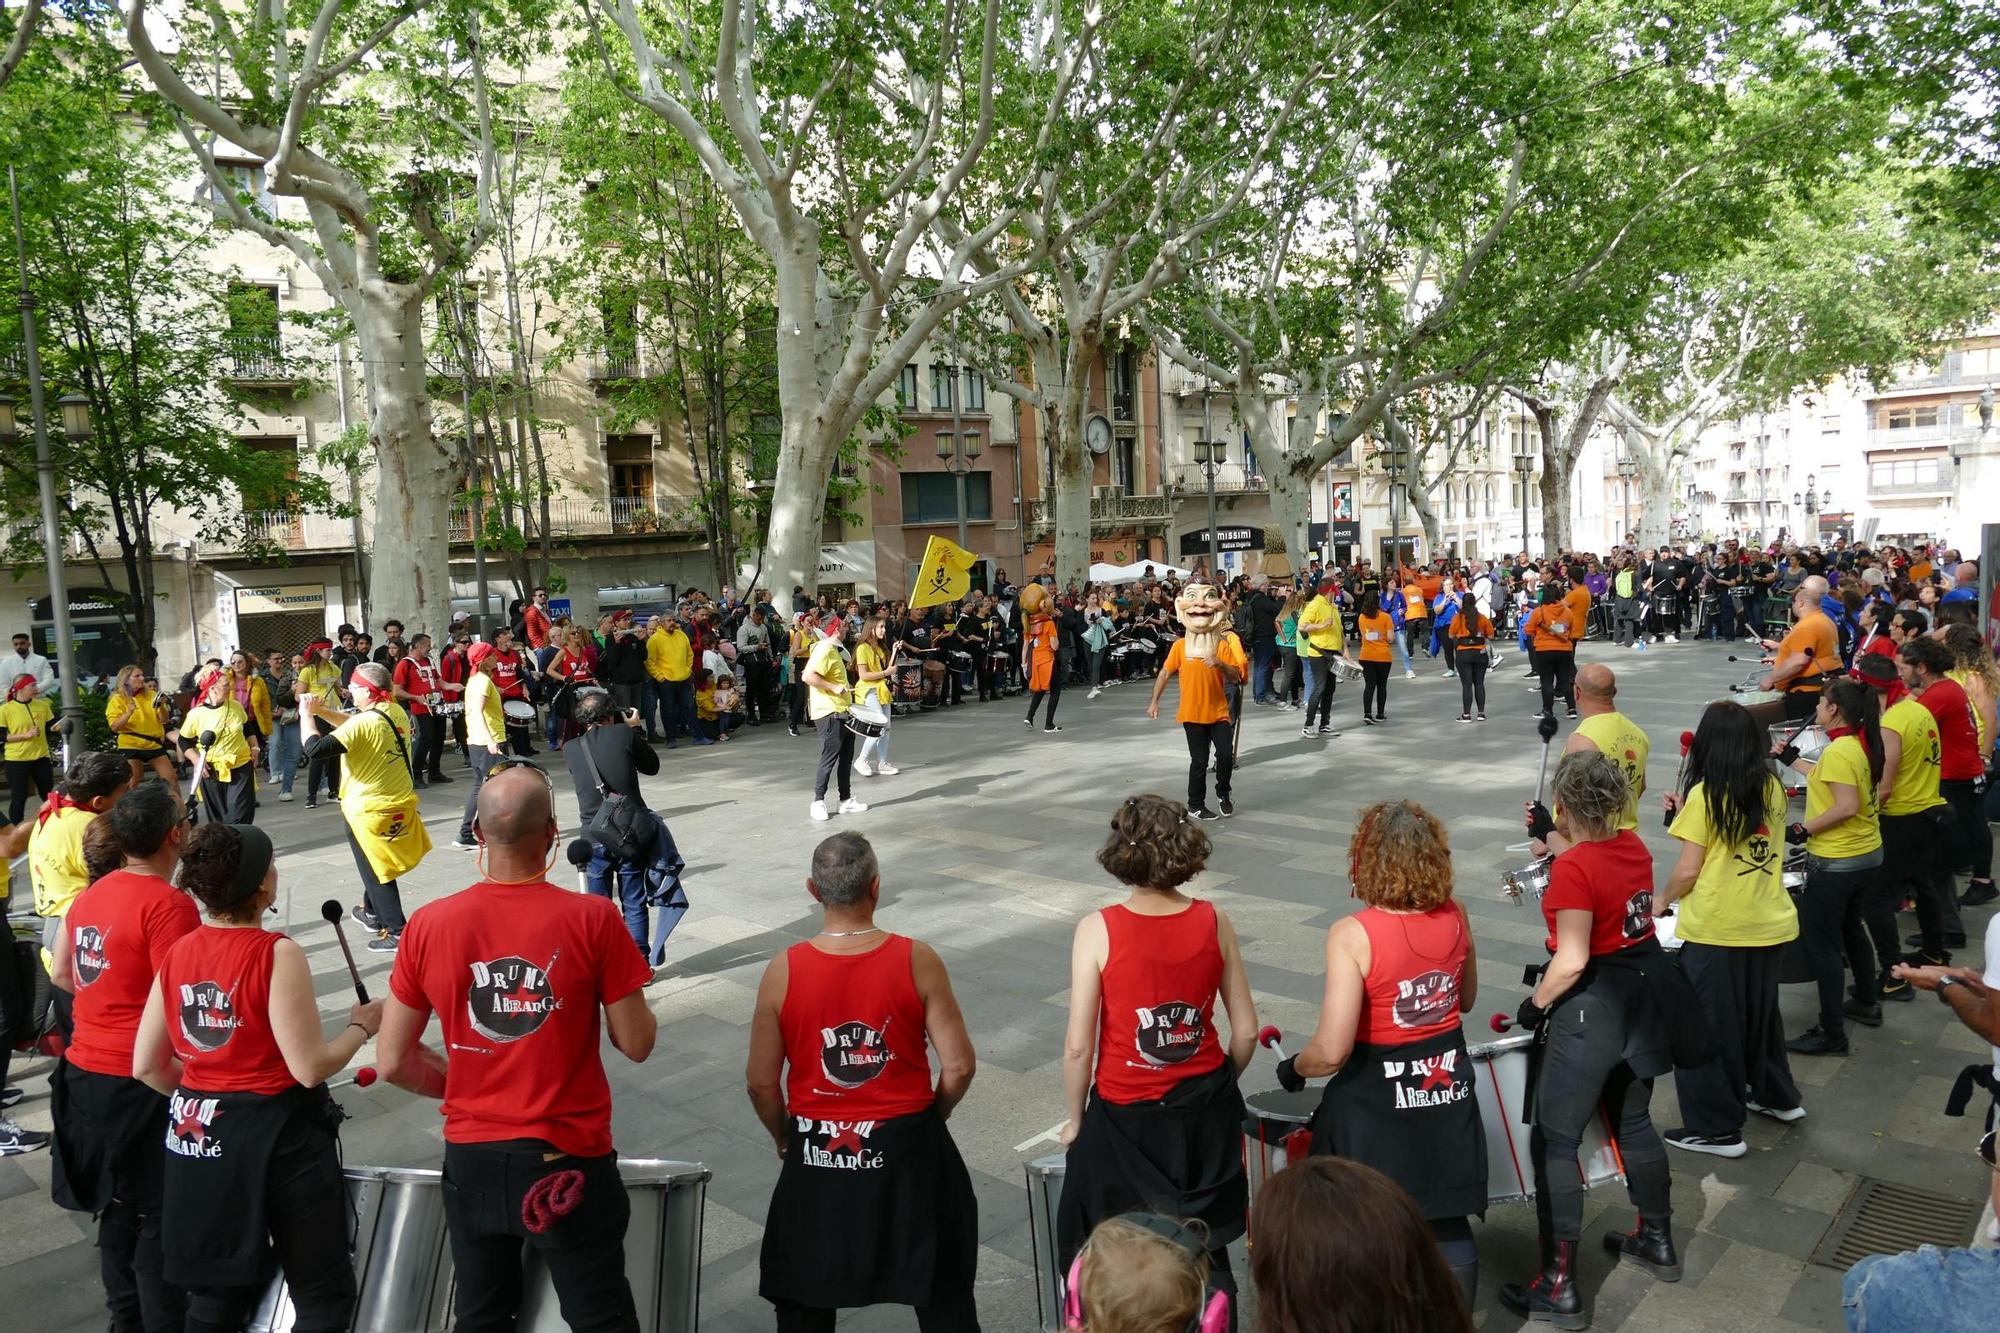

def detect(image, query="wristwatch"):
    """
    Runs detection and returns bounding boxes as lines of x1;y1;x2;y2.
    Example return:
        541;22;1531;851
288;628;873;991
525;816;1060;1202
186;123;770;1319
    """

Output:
1938;976;1965;1006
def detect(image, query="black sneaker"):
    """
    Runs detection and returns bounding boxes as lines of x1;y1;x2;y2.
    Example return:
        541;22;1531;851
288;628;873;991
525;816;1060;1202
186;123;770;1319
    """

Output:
0;1086;21;1111
1363;715;1376;725
1960;881;1998;907
1906;931;1968;949
304;797;318;809
367;930;400;954
0;1118;49;1157
1843;998;1884;1027
1665;1128;1747;1159
1901;948;1955;968
1189;806;1222;822
1219;799;1234;817
1476;712;1487;722
1458;713;1471;723
351;904;381;931
427;771;453;785
1785;1025;1849;1056
1879;978;1915;1002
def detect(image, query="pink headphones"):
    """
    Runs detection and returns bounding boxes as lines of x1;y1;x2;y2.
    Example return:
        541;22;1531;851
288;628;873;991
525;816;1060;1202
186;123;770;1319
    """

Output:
1062;1213;1231;1333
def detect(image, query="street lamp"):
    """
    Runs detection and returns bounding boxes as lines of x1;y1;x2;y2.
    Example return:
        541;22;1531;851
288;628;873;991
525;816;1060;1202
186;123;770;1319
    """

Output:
1380;439;1410;572
1615;454;1637;545
1511;437;1536;557
1191;438;1226;574
936;423;983;556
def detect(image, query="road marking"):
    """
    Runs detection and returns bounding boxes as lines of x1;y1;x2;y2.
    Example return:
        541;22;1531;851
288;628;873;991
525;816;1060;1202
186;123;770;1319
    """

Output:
1016;1121;1067;1152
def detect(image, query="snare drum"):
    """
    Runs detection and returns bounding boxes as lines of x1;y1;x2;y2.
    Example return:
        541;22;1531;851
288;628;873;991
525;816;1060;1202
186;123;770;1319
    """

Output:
1242;1087;1318;1203
1329;656;1363;683
1025;1153;1067;1333
502;699;536;723
435;702;464;718
517;1160;709;1333
844;701;890;740
248;1166;453;1332
1500;855;1554;905
1468;1035;1625;1205
948;650;974;672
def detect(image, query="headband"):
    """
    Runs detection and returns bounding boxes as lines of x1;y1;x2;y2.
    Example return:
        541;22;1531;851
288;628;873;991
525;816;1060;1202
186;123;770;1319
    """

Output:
225;823;275;908
8;673;36;700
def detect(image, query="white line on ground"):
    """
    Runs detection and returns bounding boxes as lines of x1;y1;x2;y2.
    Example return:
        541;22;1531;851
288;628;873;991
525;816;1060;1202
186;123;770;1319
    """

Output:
1015;1121;1067;1153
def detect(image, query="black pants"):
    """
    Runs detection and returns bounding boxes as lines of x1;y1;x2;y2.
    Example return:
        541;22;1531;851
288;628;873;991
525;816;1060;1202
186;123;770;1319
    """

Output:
345;824;406;934
196;773;256;825
1538;651;1576;715
773;1295;981;1333
1457;651;1489;716
1438;635;1457;674
1614;598;1640;646
5;755;52;823
505;714;537;756
1361;659;1390;719
814;714;853;802
789;663;810;728
183;1126;356;1333
1945;776;1994;882
1801;859;1879;1033
1185;720;1232;811
1304;657;1335;728
1672;941;1800;1136
1531;992;1672;1244
458;747;507;843
414;712;446;778
1026;676;1062;728
442;1142;639;1333
742;656;775;720
1875;812;1936;970
306;715;340;799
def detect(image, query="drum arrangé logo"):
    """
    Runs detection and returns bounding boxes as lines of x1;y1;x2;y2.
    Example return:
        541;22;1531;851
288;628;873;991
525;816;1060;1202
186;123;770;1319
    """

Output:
1392;970;1460;1030
820;1018;894;1090
467;954;562;1042
177;981;240;1051
166;1091;224;1158
1383;1050;1470;1109
1132;1002;1206;1067
72;925;110;988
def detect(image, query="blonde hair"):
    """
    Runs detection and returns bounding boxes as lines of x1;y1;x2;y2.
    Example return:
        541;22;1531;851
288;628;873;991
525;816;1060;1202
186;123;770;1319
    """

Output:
113;665;144;697
1078;1217;1207;1333
1348;800;1456;911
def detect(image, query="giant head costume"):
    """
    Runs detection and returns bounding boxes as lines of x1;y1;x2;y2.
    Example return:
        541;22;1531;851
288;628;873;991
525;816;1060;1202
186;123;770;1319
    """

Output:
1019;582;1050;618
1175;582;1228;659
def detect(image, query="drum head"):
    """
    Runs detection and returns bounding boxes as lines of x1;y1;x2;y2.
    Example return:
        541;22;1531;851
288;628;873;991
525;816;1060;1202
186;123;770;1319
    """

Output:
1244;1087;1320;1124
502;699;535;721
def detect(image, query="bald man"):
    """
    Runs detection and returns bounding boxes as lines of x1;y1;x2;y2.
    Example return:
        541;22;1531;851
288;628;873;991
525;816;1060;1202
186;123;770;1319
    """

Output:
1938;561;1978;605
1540;664;1651;854
1758;578;1837;723
379;767;657;1333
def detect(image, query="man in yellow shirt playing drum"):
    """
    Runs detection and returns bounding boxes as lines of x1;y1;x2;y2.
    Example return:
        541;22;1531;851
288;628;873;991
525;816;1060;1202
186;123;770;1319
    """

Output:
1538;664;1650;855
802;615;867;823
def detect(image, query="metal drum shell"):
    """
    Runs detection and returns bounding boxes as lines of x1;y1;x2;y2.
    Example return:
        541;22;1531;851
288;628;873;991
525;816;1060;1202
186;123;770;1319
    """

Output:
1467;1034;1625;1206
843;702;890;740
248;1166;454;1333
516;1158;710;1333
1025;1153;1067;1333
1242;1087;1319;1206
502;699;537;723
1501;856;1554;905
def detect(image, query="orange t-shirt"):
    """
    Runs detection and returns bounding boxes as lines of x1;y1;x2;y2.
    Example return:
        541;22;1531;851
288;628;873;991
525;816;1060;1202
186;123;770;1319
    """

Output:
1401;585;1428;620
1528;604;1576;653
1452;613;1496;652
1562;586;1592;643
1356;612;1395;662
1165;634;1248;725
1776;611;1839;693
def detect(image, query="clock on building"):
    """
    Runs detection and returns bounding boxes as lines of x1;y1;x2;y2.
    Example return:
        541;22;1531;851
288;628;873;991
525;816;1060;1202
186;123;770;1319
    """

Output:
1086;415;1112;455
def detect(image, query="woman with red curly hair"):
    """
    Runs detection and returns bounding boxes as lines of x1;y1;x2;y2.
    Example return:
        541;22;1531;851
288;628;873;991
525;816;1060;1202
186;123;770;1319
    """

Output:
1055;794;1260;1314
1276;799;1485;1309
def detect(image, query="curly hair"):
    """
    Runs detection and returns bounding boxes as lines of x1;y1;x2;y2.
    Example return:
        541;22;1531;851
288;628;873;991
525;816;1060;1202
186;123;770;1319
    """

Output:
1097;794;1211;891
1551;751;1629;838
177;823;258;922
1347;801;1455;911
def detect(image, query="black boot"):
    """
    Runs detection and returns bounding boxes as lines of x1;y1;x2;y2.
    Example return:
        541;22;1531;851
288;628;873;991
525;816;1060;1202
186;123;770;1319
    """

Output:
1499;1239;1586;1329
1603;1214;1682;1281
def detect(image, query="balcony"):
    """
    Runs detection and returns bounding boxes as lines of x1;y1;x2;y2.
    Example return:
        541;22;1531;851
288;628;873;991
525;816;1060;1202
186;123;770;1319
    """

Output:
226;335;297;383
1026;487;1173;539
1881;351;1990;392
588;353;643;383
1164;464;1267;494
1866;423;1972;450
446;494;703;542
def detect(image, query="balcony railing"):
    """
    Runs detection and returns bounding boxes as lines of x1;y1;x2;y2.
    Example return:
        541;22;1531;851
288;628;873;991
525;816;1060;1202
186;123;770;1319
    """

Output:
1164;464;1267;494
446;495;703;542
226;335;294;381
1866;423;1970;450
1867;475;1952;498
589;353;642;381
1026;487;1172;539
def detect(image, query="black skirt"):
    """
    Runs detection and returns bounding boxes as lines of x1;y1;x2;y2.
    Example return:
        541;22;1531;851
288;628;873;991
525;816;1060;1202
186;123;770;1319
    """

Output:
50;1060;167;1215
1309;1028;1487;1221
198;772;257;824
759;1107;978;1311
161;1083;329;1287
1056;1062;1247;1268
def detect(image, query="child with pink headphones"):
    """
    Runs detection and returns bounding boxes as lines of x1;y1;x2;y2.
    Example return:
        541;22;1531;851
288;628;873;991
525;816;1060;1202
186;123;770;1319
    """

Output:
1065;1214;1230;1333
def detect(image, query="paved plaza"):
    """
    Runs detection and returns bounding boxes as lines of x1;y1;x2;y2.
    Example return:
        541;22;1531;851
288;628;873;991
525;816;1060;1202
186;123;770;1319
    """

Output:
2;636;1994;1331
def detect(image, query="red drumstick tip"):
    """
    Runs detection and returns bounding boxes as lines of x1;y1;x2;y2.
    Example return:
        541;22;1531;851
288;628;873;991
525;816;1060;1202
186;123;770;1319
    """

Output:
1679;730;1695;757
355;1067;377;1087
1256;1025;1283;1048
1489;1014;1512;1033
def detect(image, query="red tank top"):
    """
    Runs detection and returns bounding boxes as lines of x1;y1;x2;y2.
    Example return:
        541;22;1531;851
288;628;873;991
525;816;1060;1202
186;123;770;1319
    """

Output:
779;934;934;1122
1356;905;1469;1045
158;926;296;1095
1093;900;1225;1104
63;870;200;1077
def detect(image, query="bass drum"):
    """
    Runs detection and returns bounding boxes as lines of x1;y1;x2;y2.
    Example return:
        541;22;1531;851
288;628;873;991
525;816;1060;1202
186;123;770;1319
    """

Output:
247;1167;454;1333
516;1159;710;1333
1469;1034;1625;1206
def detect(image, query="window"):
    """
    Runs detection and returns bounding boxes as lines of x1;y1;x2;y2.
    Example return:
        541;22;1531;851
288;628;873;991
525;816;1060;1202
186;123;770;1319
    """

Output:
1962;345;2000;378
1486;480;1496;516
1869;455;1945;489
931;363;956;411
226;284;282;375
901;472;992;524
600;294;639;376
1883;404;1940;430
1820;415;1841;436
897;365;918;410
1115;437;1135;491
1443;484;1455;519
219;160;274;213
606;434;654;501
962;370;985;411
238;436;300;513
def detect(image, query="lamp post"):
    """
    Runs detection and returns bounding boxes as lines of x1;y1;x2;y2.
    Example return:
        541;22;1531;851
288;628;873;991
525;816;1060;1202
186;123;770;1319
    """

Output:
7;168;86;765
936;416;983;556
1512;437;1536;557
1792;472;1832;537
1380;439;1410;571
1615;453;1637;546
1685;480;1700;542
1191;438;1225;574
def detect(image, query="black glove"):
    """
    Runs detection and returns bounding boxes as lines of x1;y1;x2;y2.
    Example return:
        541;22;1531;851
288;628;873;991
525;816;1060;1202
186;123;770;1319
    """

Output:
1537;712;1559;743
1276;1056;1305;1093
1516;995;1547;1030
1785;821;1809;845
1776;743;1800;765
1527;801;1556;842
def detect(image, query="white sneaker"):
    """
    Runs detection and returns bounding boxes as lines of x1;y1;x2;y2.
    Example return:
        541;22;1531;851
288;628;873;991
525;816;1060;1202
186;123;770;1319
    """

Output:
279;792;294;802
875;764;900;775
852;759;874;777
1745;1099;1807;1123
1404;670;1417;679
1665;635;1680;644
837;798;868;815
809;800;829;821
1088;687;1102;699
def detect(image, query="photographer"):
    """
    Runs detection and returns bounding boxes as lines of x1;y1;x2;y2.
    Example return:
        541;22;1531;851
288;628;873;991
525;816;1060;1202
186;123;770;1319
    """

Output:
598;613;650;718
564;690;663;955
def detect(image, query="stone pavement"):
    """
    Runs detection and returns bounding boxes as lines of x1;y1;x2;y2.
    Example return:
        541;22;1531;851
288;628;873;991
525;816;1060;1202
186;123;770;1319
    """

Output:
3;635;1995;1331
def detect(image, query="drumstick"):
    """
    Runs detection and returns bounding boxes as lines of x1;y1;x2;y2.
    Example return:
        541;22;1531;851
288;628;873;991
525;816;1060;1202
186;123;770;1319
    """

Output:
1532;712;1558;806
1489;1014;1516;1033
320;900;371;1003
1256;1025;1288;1061
182;731;215;820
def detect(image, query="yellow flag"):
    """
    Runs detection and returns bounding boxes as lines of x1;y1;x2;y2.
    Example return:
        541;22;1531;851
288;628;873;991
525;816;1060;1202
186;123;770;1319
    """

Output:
910;535;977;608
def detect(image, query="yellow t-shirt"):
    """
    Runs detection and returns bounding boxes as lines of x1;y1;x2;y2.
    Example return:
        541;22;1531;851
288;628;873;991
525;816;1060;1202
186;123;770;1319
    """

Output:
804;637;850;720
334;703;416;808
1669;776;1797;947
465;672;506;750
855;642;892;707
106;690;167;750
183;701;253;782
297;661;344;710
695;687;718;721
1298;596;1343;657
1805;733;1882;858
1880;697;1943;816
30;804;93;920
1576;711;1650;832
0;697;53;761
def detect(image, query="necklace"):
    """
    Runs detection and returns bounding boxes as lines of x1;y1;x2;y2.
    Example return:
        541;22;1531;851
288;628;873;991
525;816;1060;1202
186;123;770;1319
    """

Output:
818;926;883;938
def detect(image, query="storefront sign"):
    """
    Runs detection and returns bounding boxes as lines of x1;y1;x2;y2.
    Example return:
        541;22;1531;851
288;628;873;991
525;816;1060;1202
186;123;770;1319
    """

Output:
818;542;877;583
1311;521;1361;545
31;588;125;621
234;584;326;615
1178;527;1264;555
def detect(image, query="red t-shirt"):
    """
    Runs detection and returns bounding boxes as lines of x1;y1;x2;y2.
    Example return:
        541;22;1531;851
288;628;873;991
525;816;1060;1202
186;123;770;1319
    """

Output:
158;926;295;1095
778;935;935;1123
1540;830;1656;956
1356;905;1467;1046
1093;901;1225;1103
1919;677;1984;781
393;655;444;717
64;870;200;1077
491;649;528;700
389;881;651;1156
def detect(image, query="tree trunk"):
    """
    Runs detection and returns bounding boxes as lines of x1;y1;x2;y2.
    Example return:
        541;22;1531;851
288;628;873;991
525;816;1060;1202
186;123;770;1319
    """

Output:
355;298;454;635
1269;457;1314;564
752;232;843;598
1050;335;1100;586
1406;481;1442;555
